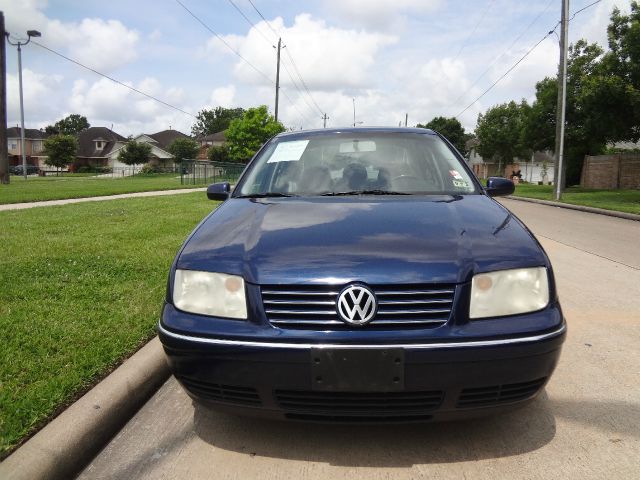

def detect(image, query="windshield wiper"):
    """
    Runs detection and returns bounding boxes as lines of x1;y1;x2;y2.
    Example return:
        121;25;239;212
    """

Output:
235;192;297;198
320;190;412;196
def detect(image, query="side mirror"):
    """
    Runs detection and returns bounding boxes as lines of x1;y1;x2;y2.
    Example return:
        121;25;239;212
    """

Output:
207;182;231;201
486;177;515;197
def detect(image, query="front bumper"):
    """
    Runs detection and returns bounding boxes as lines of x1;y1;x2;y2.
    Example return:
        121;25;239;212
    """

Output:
159;311;566;423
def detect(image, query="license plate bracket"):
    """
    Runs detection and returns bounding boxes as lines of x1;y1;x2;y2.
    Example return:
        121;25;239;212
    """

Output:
310;348;405;391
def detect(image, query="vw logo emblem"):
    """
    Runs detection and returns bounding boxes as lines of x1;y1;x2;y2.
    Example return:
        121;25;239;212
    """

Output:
337;284;377;325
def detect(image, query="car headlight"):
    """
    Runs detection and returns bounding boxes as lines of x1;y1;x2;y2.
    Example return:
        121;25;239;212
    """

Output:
173;269;247;319
470;267;549;319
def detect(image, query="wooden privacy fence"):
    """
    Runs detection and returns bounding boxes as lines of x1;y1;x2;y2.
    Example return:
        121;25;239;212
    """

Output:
580;153;640;189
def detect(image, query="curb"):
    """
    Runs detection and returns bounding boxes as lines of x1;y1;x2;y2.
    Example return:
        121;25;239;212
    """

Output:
504;195;640;222
0;336;170;480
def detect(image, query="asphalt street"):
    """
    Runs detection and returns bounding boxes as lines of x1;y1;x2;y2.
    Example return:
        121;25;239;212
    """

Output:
80;199;640;480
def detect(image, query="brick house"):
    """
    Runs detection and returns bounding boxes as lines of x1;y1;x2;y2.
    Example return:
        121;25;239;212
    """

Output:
6;127;49;168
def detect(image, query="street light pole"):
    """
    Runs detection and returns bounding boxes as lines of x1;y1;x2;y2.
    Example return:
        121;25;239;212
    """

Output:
352;98;356;127
6;29;41;180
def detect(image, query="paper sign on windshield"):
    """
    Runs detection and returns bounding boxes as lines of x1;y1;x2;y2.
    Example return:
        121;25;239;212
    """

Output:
266;140;310;163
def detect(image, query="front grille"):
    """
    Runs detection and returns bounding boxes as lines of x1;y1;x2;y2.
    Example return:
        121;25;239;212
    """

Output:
275;389;444;417
262;284;455;329
178;376;262;406
457;377;547;408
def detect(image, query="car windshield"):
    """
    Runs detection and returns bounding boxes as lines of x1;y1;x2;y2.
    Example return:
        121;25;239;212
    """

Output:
235;132;478;197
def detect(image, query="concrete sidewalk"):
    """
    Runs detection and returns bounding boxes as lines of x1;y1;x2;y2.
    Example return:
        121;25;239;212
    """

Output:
0;187;206;212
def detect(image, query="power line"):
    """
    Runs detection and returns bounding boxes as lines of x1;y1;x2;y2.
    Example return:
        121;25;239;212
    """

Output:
245;0;326;117
454;0;603;119
226;0;274;46
247;0;281;39
30;40;196;118
455;25;559;118
175;0;274;85
453;0;496;61
283;49;324;115
177;1;309;127
223;0;320;119
450;0;555;109
570;0;602;20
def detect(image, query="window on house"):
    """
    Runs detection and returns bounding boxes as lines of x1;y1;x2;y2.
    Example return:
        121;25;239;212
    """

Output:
9;142;17;150
96;141;104;149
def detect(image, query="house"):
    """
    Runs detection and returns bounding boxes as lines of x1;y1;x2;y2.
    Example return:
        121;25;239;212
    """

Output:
75;127;127;169
6;127;49;167
195;131;226;159
107;129;191;168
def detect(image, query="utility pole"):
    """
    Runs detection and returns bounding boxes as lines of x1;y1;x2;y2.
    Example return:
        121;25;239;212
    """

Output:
321;113;329;128
405;113;408;127
553;0;569;201
0;12;8;184
274;37;282;122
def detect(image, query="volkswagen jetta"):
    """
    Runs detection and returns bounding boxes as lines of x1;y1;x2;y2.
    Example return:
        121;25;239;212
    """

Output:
159;127;565;423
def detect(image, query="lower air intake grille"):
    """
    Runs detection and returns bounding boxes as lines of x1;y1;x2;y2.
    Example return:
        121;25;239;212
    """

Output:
457;377;547;408
262;283;455;329
178;377;262;406
275;389;444;417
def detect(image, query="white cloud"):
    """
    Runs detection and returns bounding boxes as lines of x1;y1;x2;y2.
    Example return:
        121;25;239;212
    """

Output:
207;14;396;91
323;0;442;30
210;85;236;107
68;77;193;136
47;18;139;71
575;0;627;48
0;0;139;72
6;69;64;127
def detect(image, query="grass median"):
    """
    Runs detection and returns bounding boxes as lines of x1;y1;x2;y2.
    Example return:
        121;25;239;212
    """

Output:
511;184;640;215
0;174;204;205
0;192;217;457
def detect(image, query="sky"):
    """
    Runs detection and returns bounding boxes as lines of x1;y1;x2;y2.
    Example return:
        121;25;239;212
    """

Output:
0;0;630;137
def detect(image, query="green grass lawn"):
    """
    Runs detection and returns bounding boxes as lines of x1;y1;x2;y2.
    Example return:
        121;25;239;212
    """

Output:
511;184;640;215
0;174;204;205
0;192;217;456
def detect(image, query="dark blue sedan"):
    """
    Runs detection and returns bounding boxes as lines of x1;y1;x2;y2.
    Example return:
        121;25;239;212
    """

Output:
159;127;565;423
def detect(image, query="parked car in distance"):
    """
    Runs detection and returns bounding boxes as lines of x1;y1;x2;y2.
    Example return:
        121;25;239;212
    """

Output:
11;164;40;175
159;127;565;423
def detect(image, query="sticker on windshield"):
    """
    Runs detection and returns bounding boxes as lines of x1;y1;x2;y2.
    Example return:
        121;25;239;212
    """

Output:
449;170;464;180
266;140;310;163
453;179;469;188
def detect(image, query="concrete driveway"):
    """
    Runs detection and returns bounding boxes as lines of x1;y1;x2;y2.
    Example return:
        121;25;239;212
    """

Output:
80;199;640;479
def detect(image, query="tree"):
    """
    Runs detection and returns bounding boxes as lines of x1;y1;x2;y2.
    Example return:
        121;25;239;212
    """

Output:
208;145;230;163
523;40;608;185
417;116;472;156
43;135;78;170
225;106;285;162
191;107;245;137
45;114;90;135
118;140;152;166
168;138;199;162
475;100;530;174
580;2;640;144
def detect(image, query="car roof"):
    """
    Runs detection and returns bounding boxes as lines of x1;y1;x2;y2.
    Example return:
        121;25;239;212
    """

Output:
276;127;437;140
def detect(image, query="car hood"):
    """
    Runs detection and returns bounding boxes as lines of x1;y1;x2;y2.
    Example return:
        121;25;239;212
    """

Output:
177;195;547;285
